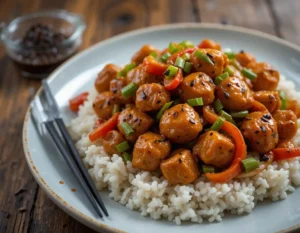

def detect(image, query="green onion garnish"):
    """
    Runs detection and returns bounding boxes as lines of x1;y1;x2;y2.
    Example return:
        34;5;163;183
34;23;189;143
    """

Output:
194;50;214;65
224;65;235;76
169;42;179;54
121;122;135;136
118;63;136;77
210;117;225;131
213;99;223;113
159;52;171;63
279;91;287;110
187;97;204;107
202;165;215;173
164;65;179;79
214;72;229;85
182;53;191;61
224;51;235;60
242;157;260;173
122;152;132;162
230;59;242;70
242;68;257;80
183;62;193;74
219;110;236;125
121;83;138;99
156;101;173;120
116;141;130;153
179;40;194;48
174;57;185;69
112;104;120;115
230;110;249;118
150;51;158;58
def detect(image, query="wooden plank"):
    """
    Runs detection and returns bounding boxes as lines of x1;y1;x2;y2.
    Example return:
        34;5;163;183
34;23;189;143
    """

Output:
269;0;300;45
195;0;276;35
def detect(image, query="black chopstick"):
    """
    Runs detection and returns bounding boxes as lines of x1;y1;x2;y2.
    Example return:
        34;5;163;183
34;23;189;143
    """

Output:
41;80;109;216
44;120;103;218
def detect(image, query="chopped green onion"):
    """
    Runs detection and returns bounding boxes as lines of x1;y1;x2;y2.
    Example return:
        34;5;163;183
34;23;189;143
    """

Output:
230;110;249;118
194;50;214;65
150;51;158;58
210;117;225;131
183;62;193;74
202;165;215;173
121;122;135;136
112;104;120;115
156;101;173;120
179;40;194;48
159;52;171;63
242;157;260;173
122;152;132;162
182;53;191;61
279;91;287;110
121;83;138;99
187;97;204;107
214;72;229;85
118;63;136;77
174;57;186;69
213;99;223;113
219;110;236;125
224;65;235;76
116;141;130;153
164;65;179;79
224;51;236;60
230;59;242;71
169;42;179;54
242;68;257;80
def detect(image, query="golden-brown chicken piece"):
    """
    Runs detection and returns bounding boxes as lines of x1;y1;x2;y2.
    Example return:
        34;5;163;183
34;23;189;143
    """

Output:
160;149;199;185
101;130;125;155
193;131;235;168
235;51;256;67
247;62;279;91
190;49;228;78
95;64;120;93
160;104;202;144
240;112;278;153
277;140;295;149
127;65;163;87
178;72;215;105
131;45;160;65
132;132;171;171
273;110;298;140
198;39;221;50
287;99;300;118
135;83;170;112
253;91;281;113
215;76;254;111
109;78;133;104
117;107;154;142
93;92;119;120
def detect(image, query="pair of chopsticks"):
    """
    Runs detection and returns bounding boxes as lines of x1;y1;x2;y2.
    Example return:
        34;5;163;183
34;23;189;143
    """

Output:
30;80;108;218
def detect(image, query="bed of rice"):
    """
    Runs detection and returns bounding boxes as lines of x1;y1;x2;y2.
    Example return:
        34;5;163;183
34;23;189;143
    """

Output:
68;75;300;225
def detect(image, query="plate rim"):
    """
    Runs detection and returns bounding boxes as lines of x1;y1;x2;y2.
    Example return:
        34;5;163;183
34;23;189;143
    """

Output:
22;23;300;233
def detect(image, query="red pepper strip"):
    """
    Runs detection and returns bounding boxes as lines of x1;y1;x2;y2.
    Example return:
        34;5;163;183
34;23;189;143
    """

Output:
203;106;247;183
143;56;168;76
89;113;120;142
69;92;89;112
251;100;268;112
272;148;300;161
164;69;183;91
166;48;196;64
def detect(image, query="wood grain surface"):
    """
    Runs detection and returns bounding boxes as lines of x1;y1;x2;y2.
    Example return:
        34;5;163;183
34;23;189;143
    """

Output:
0;0;299;232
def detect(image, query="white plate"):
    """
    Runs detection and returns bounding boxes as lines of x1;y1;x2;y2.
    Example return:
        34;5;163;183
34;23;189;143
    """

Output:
23;23;300;233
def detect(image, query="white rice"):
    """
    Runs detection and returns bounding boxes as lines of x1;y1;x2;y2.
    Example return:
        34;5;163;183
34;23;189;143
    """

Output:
68;76;300;225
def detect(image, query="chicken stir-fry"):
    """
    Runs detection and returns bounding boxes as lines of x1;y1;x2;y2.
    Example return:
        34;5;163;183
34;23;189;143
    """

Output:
70;39;300;185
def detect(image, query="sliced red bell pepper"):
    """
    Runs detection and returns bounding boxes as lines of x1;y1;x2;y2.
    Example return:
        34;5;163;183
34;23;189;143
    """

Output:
143;55;168;76
272;148;300;161
167;48;196;64
203;106;247;183
89;112;120;142
69;92;89;112
164;68;183;91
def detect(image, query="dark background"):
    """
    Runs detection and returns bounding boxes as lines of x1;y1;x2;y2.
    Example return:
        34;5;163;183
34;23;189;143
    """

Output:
0;0;299;232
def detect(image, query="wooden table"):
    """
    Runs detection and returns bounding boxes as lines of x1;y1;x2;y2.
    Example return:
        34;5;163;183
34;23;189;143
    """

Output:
1;0;300;232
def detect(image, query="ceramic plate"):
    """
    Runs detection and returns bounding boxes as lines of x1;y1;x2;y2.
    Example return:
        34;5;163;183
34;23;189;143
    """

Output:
23;23;300;233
